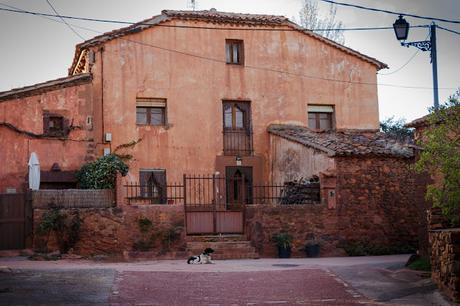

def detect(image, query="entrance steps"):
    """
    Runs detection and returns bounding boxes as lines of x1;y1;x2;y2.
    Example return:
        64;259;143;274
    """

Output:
186;235;259;260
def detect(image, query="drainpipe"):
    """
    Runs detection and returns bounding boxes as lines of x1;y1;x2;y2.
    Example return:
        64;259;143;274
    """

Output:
99;46;105;145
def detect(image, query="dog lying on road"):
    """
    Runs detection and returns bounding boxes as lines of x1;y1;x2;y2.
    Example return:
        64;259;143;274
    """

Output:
187;248;215;264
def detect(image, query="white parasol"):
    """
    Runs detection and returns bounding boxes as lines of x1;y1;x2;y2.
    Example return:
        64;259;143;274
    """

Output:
28;152;40;190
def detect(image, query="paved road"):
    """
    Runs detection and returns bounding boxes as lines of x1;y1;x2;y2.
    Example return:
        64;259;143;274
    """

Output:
0;255;453;305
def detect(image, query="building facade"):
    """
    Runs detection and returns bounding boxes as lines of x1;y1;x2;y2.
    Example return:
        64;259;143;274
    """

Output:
0;9;386;193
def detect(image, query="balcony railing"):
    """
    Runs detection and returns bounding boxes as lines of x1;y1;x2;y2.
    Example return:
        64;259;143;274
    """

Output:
223;128;253;156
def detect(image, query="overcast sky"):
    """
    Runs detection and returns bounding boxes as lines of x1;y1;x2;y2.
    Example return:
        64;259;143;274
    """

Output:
0;0;459;122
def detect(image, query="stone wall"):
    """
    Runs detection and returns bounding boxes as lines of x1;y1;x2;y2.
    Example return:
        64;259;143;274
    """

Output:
33;204;186;258
335;156;426;248
245;204;344;258
429;229;460;302
246;156;427;257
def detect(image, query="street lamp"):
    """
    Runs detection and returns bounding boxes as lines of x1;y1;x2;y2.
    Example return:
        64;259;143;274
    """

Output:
392;16;439;109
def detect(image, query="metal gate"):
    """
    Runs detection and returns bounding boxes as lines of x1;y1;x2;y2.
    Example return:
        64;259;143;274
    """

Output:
0;193;31;250
184;175;247;235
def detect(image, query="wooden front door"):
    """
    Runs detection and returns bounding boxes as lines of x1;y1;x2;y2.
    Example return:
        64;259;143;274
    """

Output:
225;166;253;205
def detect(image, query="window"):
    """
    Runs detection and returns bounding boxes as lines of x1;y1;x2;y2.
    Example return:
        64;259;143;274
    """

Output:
308;105;334;131
225;39;244;65
139;169;167;204
223;101;253;155
43;112;67;137
223;102;250;129
136;98;166;126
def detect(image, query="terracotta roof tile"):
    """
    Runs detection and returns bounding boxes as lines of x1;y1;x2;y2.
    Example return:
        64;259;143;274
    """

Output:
268;124;414;158
162;9;288;25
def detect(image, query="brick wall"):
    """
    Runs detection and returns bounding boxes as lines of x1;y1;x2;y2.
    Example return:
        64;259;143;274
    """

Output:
33;204;185;257
429;229;460;302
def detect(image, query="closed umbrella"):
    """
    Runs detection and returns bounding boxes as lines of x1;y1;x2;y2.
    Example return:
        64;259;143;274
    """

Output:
28;152;40;190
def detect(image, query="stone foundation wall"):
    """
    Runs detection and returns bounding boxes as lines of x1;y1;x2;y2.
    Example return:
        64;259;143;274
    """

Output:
335;156;426;248
245;204;344;257
33;204;186;258
429;229;460;302
246;156;426;257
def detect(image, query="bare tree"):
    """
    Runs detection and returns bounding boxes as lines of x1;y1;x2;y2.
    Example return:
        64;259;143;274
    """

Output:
299;0;345;45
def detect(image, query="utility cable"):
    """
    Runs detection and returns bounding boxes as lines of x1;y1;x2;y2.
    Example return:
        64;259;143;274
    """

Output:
320;0;460;24
0;4;456;91
378;32;430;76
438;25;460;36
0;5;429;33
45;0;85;40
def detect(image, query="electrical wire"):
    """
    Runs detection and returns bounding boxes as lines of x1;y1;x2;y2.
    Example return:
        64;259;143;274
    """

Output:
45;0;85;40
438;25;460;36
378;32;430;76
0;5;429;33
320;0;460;24
0;4;456;91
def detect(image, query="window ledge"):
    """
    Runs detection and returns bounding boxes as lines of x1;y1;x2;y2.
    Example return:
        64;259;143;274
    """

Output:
136;123;173;129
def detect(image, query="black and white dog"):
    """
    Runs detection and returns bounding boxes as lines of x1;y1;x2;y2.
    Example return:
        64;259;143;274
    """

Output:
187;248;215;264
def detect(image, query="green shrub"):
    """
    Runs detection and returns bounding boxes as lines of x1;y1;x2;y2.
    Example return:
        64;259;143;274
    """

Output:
76;154;128;189
272;232;293;249
36;209;81;253
408;258;431;271
138;217;153;233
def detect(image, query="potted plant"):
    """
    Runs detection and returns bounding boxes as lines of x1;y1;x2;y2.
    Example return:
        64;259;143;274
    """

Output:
273;232;293;258
305;238;321;258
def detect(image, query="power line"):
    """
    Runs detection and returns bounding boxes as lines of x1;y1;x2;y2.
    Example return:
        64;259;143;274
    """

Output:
0;5;428;33
320;0;460;24
314;25;426;32
438;25;460;36
378;32;430;76
0;4;456;91
45;0;85;40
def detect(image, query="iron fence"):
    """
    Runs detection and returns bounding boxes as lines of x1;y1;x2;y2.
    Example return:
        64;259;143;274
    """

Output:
125;182;184;205
125;178;320;205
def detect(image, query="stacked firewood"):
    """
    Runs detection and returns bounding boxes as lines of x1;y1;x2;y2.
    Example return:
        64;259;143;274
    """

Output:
279;177;320;205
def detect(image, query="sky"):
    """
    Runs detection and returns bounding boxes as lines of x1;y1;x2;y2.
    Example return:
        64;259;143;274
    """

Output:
0;0;459;122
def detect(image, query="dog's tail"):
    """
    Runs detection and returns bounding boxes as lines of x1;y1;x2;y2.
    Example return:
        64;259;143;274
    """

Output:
187;256;196;264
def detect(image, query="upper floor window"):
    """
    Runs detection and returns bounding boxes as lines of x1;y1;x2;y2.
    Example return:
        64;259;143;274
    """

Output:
308;105;334;131
136;98;166;126
43;112;67;137
223;101;250;129
225;39;244;65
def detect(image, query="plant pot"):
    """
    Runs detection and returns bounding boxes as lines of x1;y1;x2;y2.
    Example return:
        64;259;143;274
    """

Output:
305;244;320;258
278;246;291;258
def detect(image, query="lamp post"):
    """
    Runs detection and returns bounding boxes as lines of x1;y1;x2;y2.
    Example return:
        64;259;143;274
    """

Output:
393;15;439;109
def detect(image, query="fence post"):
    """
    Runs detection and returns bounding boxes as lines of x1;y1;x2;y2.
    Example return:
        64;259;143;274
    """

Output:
212;174;217;234
241;174;246;205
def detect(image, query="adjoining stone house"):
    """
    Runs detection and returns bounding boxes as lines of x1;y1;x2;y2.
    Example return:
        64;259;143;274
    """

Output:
0;9;426;257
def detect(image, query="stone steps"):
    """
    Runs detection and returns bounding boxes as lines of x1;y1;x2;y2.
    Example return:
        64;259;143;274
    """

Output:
186;238;259;260
186;234;247;242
